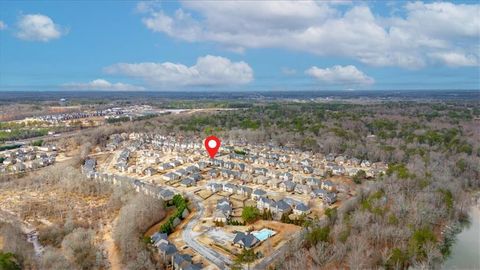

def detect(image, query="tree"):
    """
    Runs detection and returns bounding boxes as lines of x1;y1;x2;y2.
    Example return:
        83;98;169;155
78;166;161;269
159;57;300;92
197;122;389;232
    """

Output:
0;252;20;270
61;228;98;269
235;248;256;270
305;226;330;248
242;206;260;224
353;170;367;184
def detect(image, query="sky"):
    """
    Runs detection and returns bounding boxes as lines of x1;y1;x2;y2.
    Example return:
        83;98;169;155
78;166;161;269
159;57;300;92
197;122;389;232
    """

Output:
0;0;479;91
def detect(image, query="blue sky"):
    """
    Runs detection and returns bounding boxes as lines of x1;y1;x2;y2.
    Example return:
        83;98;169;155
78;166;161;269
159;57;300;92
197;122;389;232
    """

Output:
0;1;479;91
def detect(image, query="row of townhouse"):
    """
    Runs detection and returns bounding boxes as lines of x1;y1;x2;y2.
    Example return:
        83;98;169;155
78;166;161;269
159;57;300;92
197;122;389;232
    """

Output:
162;163;204;183
82;159;176;202
35;110;109;123
256;196;311;217
1;147;56;174
114;149;130;172
206;182;253;197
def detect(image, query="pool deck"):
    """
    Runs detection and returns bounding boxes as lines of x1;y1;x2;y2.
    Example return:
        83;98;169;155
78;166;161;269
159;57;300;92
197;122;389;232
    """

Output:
252;228;277;241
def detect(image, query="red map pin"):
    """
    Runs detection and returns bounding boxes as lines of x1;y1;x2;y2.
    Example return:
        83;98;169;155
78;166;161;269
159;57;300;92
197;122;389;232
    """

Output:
204;135;221;158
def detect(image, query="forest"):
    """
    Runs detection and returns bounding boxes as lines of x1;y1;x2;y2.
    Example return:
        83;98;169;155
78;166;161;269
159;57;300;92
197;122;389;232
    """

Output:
1;99;478;269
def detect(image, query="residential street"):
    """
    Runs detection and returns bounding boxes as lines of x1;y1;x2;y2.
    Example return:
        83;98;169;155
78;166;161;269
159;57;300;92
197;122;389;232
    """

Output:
182;192;233;269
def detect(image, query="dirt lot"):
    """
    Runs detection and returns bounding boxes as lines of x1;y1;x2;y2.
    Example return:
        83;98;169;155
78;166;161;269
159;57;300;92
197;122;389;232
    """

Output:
198;220;301;260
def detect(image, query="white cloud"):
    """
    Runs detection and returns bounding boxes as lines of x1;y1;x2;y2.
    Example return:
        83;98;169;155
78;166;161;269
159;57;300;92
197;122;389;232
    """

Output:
306;65;374;85
63;79;145;91
16;14;65;42
429;52;479;67
139;1;480;68
104;55;253;87
0;21;7;30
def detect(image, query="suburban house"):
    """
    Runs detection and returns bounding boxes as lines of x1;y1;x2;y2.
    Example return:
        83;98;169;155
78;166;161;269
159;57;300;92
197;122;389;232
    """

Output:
256;176;269;185
214;198;232;222
303;166;314;174
180;178;195;187
254;167;268;176
293;203;311;215
157;240;178;261
209;169;219;178
267;178;282;189
257;197;274;210
163;172;180;181
251;189;267;200
232;232;260;249
237;186;253;197
272;199;292;215
223;183;238;194
300;158;313;166
305;177;321;188
206;183;223;193
143;167;157;176
280;172;293;181
159;189;175;201
280;180;296;192
324;193;337;205
321;180;336;192
294;184;312;195
172;254;202;270
159;163;173;171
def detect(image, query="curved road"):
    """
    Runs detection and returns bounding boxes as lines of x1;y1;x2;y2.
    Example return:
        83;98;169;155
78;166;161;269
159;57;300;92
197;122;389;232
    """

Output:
182;192;233;269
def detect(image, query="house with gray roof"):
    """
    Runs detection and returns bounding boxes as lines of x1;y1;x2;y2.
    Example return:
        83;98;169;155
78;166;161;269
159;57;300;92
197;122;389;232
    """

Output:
251;189;267;200
267;178;282;189
321;180;336;192
280;172;293;181
151;232;168;244
209;169;219;178
163;172;180;181
235;162;246;171
233;232;260;249
223;183;237;194
190;173;201;181
159;163;173;171
82;158;96;173
303;166;314;174
180;178;196;187
174;169;188;177
157;241;177;261
206;183;223;193
254;167;268;176
144;167;157;177
294;184;312;195
172;253;192;269
310;188;328;199
280;180;296;192
272;199;292;215
237;186;253;197
324;193;337;205
159;189;175;201
293;203;311;215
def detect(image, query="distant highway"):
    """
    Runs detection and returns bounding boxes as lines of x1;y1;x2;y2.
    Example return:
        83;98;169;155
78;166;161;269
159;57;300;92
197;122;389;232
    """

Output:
4;128;95;146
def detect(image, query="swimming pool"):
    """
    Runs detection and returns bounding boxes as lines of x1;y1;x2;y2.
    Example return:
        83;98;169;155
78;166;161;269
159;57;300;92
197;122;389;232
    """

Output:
252;228;276;241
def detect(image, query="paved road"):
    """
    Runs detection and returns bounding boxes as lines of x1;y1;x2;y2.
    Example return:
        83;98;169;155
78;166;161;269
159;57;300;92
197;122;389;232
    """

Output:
182;192;233;269
4;128;94;146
